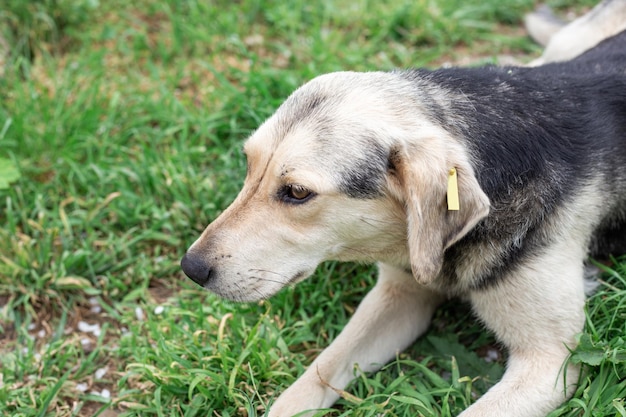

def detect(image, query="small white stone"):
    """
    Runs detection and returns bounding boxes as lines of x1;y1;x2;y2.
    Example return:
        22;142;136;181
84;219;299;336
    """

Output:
78;321;94;332
154;305;164;315
76;383;88;392
95;367;107;380
135;307;145;321
484;348;500;363
77;321;101;337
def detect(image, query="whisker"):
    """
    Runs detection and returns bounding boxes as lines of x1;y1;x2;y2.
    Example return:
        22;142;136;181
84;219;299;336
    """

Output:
249;269;291;279
250;275;285;285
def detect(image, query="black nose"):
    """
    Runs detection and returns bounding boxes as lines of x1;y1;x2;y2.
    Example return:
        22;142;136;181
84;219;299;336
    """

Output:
180;253;213;287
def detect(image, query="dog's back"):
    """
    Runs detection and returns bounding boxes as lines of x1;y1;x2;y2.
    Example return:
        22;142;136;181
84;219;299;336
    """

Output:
567;28;626;74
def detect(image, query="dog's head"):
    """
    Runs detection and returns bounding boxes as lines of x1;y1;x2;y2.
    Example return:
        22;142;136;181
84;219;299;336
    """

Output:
181;72;489;301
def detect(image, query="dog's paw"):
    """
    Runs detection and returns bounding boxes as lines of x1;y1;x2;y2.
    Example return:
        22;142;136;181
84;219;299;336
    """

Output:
265;379;338;417
265;398;323;417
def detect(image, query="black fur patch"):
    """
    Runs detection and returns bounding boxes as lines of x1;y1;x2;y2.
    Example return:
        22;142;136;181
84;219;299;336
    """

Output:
337;139;389;199
401;30;626;289
276;92;334;138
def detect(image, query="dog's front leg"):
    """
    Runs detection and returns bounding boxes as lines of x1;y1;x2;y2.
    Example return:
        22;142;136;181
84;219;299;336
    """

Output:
266;263;444;417
460;238;587;417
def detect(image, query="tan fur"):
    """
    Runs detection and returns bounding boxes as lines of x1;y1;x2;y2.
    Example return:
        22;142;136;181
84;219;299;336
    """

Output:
388;132;490;285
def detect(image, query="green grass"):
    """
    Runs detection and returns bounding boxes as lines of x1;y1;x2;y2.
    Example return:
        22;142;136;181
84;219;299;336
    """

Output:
0;0;623;416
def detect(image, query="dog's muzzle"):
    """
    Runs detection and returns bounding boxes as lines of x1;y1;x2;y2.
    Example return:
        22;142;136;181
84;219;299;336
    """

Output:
180;252;213;287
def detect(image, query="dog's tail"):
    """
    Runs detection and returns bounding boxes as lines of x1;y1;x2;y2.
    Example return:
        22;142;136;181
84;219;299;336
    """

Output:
524;5;566;47
528;0;626;65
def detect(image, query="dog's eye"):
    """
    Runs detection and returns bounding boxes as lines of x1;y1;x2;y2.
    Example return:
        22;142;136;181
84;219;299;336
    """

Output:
288;185;312;200
282;184;315;203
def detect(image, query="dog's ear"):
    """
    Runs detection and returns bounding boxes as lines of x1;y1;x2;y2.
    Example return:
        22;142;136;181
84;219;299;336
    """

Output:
390;142;490;285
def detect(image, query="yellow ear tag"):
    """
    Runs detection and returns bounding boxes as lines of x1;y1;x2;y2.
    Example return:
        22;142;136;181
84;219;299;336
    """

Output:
447;167;459;211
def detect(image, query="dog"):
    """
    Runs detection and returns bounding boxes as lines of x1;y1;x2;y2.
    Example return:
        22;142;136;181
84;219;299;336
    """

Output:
181;1;626;416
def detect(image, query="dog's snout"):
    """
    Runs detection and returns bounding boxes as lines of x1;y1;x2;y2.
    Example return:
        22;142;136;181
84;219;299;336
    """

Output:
181;253;213;287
